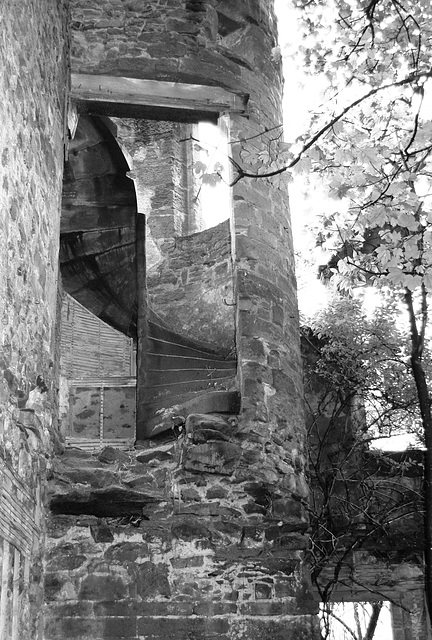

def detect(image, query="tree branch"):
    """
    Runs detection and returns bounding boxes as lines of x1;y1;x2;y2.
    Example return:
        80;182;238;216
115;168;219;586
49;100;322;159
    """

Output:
230;70;432;185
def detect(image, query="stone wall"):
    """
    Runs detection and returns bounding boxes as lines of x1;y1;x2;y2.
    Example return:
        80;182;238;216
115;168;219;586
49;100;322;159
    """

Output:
45;435;318;640
0;0;69;637
226;2;309;530
1;0;425;638
113;119;190;245
71;0;237;87
68;0;307;505
391;590;428;640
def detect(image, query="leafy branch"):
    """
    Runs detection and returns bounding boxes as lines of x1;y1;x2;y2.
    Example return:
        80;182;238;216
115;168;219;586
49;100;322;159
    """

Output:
228;70;431;185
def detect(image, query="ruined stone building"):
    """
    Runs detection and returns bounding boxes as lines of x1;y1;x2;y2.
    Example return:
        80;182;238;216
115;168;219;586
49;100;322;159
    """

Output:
0;1;427;639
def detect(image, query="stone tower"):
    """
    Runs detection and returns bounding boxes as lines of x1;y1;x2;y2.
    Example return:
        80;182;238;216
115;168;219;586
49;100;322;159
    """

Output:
1;1;319;638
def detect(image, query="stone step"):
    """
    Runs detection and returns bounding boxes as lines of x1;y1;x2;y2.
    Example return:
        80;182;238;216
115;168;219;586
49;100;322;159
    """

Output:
141;317;238;438
144;375;235;399
146;351;236;370
146;367;237;385
139;390;241;439
148;320;234;359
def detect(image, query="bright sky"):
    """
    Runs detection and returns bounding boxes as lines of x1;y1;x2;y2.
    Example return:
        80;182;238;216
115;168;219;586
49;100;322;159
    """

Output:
274;0;334;319
325;602;394;640
196;121;231;229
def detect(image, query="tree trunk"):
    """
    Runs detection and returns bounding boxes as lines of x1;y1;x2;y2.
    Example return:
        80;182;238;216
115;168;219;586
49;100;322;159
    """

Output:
405;287;432;628
363;602;382;640
411;352;432;627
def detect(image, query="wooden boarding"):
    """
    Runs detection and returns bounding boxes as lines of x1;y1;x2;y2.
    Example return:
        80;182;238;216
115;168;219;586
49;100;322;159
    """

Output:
67;380;136;449
61;294;134;380
0;463;39;558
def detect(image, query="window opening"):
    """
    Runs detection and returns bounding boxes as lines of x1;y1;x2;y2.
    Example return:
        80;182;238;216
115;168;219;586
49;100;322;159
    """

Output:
192;117;232;232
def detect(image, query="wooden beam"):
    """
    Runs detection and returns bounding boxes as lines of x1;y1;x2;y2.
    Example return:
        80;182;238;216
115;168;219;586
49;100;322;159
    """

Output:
71;74;248;116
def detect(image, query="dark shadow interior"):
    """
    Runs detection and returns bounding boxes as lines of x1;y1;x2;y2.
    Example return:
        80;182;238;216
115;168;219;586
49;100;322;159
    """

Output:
60;115;138;337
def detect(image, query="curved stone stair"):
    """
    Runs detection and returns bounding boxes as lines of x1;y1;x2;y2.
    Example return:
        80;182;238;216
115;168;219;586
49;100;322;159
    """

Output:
139;317;239;438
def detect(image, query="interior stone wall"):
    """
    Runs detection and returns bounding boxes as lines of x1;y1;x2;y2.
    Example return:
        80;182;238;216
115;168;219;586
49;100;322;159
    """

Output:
111;117;235;352
113;120;188;242
0;1;69;637
146;221;236;353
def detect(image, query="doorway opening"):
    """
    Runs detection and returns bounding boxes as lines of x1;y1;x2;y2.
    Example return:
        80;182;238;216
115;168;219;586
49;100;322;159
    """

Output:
59;112;238;446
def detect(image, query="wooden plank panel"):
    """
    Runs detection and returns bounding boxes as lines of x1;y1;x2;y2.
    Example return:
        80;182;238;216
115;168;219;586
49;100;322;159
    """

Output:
102;387;136;439
0;465;38;558
60;227;135;259
0;502;33;558
71;378;136;387
147;367;236;385
60;206;135;233
70;388;101;438
61;294;134;379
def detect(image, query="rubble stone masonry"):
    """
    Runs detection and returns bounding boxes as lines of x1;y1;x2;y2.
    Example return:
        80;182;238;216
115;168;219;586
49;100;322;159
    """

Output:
0;0;69;637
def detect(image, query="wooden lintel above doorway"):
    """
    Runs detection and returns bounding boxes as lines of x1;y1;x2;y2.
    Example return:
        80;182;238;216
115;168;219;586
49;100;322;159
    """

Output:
70;73;249;123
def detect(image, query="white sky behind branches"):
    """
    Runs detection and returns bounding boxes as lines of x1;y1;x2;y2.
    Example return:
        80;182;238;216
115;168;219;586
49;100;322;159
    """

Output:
274;2;420;449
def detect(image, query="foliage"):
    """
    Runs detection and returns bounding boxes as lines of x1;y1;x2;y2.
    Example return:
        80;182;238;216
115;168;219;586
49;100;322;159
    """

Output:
303;318;424;633
305;294;425;442
303;316;423;584
274;0;432;296
232;0;432;297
